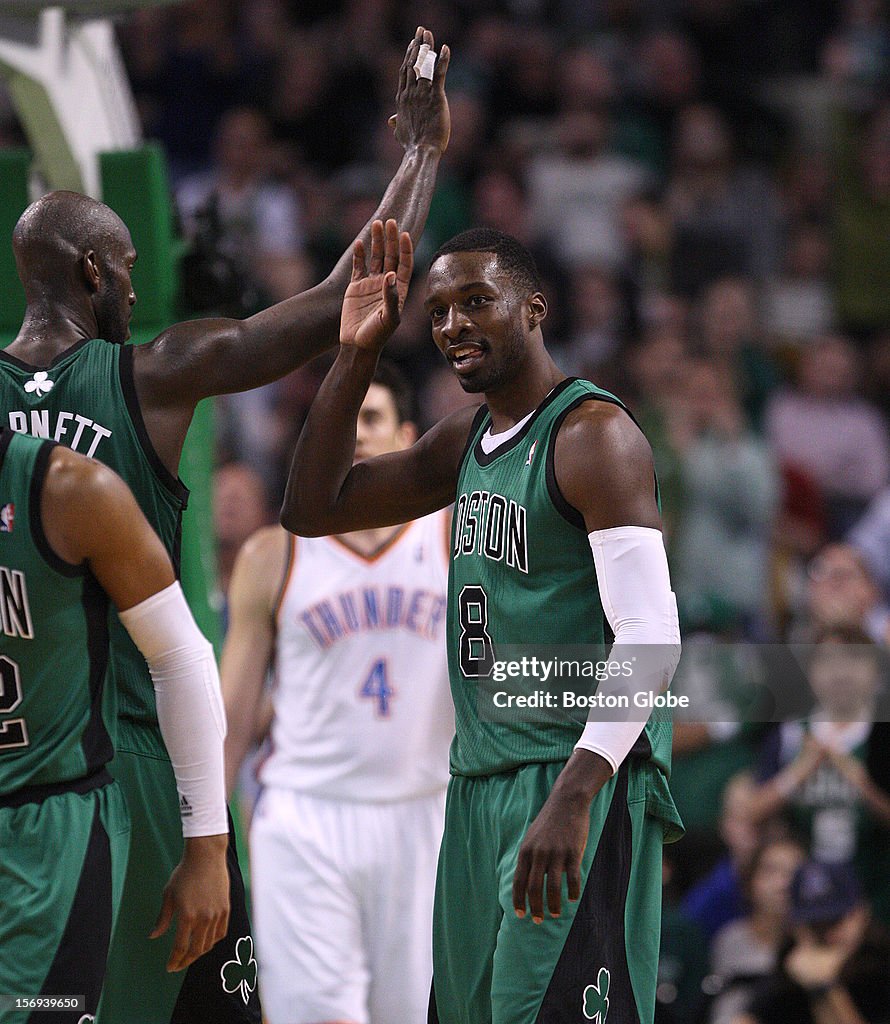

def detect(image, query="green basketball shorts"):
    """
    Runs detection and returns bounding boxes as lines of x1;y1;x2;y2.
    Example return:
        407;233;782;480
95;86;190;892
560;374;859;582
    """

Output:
430;758;680;1024
0;774;129;1024
98;720;261;1024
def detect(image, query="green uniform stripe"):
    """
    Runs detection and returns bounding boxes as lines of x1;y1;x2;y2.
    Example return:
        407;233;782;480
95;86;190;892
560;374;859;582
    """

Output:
0;430;114;794
0;340;188;725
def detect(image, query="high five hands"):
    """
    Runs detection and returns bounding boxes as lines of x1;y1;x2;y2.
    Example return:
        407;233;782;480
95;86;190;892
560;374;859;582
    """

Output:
390;26;451;153
340;219;413;352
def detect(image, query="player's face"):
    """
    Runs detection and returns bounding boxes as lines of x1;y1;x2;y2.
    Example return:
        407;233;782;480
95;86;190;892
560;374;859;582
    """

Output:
354;384;416;462
94;235;137;345
425;251;532;395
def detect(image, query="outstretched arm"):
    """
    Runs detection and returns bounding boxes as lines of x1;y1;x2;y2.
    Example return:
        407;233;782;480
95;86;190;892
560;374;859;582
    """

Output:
42;449;230;971
135;28;450;437
280;219;472;534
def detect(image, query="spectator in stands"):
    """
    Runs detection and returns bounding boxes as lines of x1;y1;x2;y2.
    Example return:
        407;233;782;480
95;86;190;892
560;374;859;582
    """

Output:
850;482;890;603
751;628;890;922
527;46;652;271
709;836;806;1024
177;105;310;308
683;772;763;940
213;461;272;602
766;335;890;537
665;104;784;297
741;860;890;1024
788;543;890;647
695;275;780;430
670;357;779;635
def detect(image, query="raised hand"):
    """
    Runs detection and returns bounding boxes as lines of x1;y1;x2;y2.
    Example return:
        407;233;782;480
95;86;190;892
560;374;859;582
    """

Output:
389;26;451;153
340;219;413;352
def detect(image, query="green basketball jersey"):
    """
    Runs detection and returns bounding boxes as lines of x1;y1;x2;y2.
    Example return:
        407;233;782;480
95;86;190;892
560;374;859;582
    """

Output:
0;340;188;725
0;428;115;794
447;377;672;778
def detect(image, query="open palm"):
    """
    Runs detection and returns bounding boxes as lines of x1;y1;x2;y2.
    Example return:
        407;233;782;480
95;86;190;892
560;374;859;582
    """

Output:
340;219;414;351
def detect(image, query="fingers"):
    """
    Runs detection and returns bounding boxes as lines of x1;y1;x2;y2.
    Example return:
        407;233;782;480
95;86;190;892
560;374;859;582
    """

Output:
368;220;384;276
351;239;366;283
512;848;530;919
396;230;414;293
514;851;570;923
567;858;582;903
434;43;451;90
382;218;399;274
167;915;204;972
382;272;400;326
546;863;563;919
165;908;229;972
397;28;421;103
149;891;174;940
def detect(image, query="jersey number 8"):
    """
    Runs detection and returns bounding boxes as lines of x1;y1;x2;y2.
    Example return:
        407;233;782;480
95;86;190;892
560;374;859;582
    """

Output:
457;585;495;678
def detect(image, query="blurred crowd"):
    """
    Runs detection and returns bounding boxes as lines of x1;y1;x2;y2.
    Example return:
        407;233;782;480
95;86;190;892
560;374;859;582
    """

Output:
4;0;890;1020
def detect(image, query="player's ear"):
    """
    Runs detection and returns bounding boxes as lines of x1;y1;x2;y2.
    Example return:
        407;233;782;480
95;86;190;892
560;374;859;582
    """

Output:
528;293;548;330
397;421;418;449
82;251;101;293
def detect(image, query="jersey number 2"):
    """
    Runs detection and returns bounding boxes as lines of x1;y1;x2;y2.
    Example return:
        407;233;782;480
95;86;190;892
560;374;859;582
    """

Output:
0;655;29;751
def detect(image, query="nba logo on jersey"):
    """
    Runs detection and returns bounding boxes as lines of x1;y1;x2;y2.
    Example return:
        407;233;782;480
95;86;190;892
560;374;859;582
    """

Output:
0;502;14;532
525;440;538;467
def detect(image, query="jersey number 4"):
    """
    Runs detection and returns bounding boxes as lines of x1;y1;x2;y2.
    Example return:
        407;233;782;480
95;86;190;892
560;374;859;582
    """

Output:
458;585;495;678
0;655;29;751
360;658;395;718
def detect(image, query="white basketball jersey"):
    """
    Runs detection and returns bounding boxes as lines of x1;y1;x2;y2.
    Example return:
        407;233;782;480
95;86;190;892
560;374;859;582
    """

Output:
260;511;454;802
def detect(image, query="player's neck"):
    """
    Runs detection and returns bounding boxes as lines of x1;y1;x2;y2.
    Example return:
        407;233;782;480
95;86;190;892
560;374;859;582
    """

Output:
333;524;406;558
485;351;564;434
9;304;97;363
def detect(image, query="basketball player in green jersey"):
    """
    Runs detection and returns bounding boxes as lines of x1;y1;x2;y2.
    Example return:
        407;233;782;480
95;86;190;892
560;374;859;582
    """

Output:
281;225;683;1024
0;428;229;1024
0;28;450;1024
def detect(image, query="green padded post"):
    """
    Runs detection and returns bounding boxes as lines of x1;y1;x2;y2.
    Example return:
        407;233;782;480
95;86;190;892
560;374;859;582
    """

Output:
101;147;220;651
0;148;29;333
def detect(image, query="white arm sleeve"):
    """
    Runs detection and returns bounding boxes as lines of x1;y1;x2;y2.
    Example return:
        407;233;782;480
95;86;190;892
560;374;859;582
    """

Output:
118;582;228;837
574;526;681;774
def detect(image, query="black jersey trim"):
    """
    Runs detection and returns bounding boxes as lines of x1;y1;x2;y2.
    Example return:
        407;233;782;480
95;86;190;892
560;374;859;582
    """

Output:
38;793;114;1016
0;765;112;808
535;763;641;1023
30;439;87;578
80;570;114;774
119;345;190;509
461;403;489;465
545;392;626;531
545;393;655;531
0;425;14;469
472;376;577;468
0;337;91;371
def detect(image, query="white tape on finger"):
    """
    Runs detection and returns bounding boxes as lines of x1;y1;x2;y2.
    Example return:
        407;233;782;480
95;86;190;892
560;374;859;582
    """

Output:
413;43;436;81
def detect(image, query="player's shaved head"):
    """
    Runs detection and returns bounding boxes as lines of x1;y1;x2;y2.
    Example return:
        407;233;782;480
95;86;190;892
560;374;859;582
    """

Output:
12;190;132;299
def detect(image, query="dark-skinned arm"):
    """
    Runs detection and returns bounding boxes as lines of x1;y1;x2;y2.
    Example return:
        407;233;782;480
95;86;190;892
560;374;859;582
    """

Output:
41;449;229;971
134;28;451;472
512;404;668;925
281;219;474;534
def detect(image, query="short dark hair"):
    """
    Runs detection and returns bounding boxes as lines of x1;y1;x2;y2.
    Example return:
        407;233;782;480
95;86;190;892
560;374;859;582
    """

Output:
431;228;542;295
371;360;414;424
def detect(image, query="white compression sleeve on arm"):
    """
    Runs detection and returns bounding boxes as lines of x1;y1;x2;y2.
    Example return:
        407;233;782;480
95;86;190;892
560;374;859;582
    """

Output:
118;582;228;837
574;526;681;774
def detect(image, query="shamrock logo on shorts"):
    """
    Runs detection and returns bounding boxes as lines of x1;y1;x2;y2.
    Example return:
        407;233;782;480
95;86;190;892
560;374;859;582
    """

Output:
24;371;53;396
583;967;610;1022
220;935;258;1005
